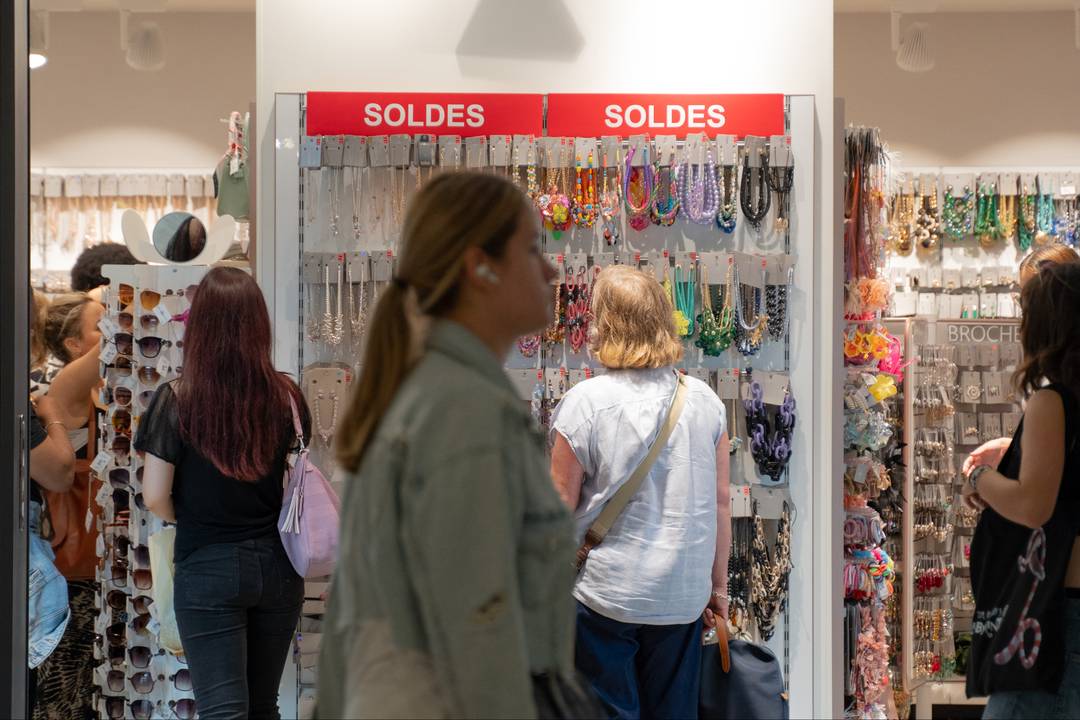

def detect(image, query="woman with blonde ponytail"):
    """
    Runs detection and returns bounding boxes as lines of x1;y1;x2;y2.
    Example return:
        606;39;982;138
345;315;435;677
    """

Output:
319;172;591;719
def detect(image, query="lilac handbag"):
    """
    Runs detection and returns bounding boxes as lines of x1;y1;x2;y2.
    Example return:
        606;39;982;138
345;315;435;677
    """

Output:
279;398;340;578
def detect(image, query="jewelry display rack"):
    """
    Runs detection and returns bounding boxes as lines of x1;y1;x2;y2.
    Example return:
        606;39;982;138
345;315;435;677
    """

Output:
895;319;1022;718
270;92;822;715
267;91;816;716
91;264;208;720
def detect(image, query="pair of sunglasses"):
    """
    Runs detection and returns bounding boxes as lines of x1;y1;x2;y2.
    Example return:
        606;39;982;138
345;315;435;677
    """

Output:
109;385;145;409
109;409;132;436
108;357;175;387
108;466;144;489
114;333;174;359
117;312;169;334
104;697;154;720
118;285;198;309
104;589;152;615
104;668;193;695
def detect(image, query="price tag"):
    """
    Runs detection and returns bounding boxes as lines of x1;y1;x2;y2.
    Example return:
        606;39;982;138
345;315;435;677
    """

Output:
100;342;118;366
153;303;173;325
98;316;121;338
157;354;171;377
90;451;112;476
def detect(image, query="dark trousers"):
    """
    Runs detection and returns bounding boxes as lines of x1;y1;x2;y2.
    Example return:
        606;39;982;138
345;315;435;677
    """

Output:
174;537;304;720
575;601;703;720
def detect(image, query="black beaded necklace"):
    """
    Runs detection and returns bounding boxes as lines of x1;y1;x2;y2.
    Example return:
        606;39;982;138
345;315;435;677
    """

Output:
740;148;772;229
765;155;794;231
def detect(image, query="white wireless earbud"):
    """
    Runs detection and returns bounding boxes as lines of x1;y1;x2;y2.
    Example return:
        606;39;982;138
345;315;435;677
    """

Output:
476;264;501;285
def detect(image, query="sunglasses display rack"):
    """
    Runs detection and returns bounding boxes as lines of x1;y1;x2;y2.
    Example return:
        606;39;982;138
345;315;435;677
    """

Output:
92;263;206;720
284;94;816;701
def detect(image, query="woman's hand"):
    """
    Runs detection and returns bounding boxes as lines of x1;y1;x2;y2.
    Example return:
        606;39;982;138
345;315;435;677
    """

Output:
960;480;986;512
963;437;1011;476
703;591;729;629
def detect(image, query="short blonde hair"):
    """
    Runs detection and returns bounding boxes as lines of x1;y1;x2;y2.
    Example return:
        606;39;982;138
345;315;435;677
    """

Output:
589;265;684;370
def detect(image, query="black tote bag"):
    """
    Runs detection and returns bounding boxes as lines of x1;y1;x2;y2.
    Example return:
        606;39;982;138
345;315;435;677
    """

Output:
700;624;789;720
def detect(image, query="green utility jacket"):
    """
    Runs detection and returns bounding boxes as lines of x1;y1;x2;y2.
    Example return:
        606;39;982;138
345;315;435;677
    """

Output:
318;321;576;719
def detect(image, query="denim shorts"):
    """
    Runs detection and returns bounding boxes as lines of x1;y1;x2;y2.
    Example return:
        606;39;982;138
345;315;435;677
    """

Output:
983;598;1080;719
28;501;70;669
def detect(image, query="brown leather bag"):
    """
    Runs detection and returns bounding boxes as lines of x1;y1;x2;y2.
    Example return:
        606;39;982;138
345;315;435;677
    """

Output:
43;410;101;581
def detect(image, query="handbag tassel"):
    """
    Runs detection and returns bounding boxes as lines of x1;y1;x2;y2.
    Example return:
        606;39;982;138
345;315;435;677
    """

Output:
279;476;305;535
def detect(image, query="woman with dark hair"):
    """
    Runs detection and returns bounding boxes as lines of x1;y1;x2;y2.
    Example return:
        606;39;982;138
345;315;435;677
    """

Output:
963;262;1080;717
135;267;310;719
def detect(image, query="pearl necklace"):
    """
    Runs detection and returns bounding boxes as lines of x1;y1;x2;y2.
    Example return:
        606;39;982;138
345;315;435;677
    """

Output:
599;153;621;245
679;152;720;225
313;389;339;447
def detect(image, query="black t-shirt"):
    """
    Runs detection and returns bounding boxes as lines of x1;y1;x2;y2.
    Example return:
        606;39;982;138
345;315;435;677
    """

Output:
28;407;46;504
133;380;311;562
968;384;1080;696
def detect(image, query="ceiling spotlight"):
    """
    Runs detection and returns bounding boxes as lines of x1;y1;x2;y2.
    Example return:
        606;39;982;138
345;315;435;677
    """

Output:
120;11;166;72
897;22;934;72
29;11;48;70
891;11;934;73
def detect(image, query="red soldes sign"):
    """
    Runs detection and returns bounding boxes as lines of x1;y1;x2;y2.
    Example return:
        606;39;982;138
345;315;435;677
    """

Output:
305;92;544;137
546;94;785;139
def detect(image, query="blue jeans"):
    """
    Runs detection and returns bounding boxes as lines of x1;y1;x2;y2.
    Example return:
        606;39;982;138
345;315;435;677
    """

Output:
575;601;703;720
174;537;304;720
27;501;69;669
984;598;1080;719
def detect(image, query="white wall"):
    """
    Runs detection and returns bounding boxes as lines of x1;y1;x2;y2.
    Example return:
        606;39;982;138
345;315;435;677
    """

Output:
30;11;255;169
256;0;839;716
836;11;1080;166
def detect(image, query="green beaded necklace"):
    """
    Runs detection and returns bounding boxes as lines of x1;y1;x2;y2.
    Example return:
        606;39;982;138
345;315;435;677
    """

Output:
1018;186;1036;250
674;265;697;338
696;265;726;356
973;183;1001;248
942;185;974;241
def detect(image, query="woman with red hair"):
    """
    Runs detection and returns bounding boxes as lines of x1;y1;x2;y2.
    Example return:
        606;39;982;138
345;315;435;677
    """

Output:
135;267;310;719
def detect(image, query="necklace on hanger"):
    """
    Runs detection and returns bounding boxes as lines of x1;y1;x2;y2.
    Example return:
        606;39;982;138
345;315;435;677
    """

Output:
328;167;345;244
673;265;697;338
734;261;767;356
739;146;772;230
321;264;342;347
997;191;1017;243
766;265;793;341
914;180;940;251
895;190;915;256
540;145;572;238
599;152;621;245
1035;179;1055;244
941;184;974;241
680;152;720;225
305;283;321;344
727;392;743;454
623;145;654;231
973;183;1001;249
651;155;680;227
743;377;796;483
765;152;795;232
572;151;599;228
525;141;539;202
1018;185;1036;250
750;506;792;642
716;163;738;234
313;389;340;447
544;272;566;345
566;266;595;354
348;260;367;356
695;265;726;356
351;167;364;242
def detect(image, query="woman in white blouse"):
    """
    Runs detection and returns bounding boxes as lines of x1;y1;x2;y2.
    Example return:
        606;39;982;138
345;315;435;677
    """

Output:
550;265;730;720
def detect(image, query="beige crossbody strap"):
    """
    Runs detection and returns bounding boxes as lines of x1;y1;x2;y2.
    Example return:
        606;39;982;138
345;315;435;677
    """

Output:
575;372;688;572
